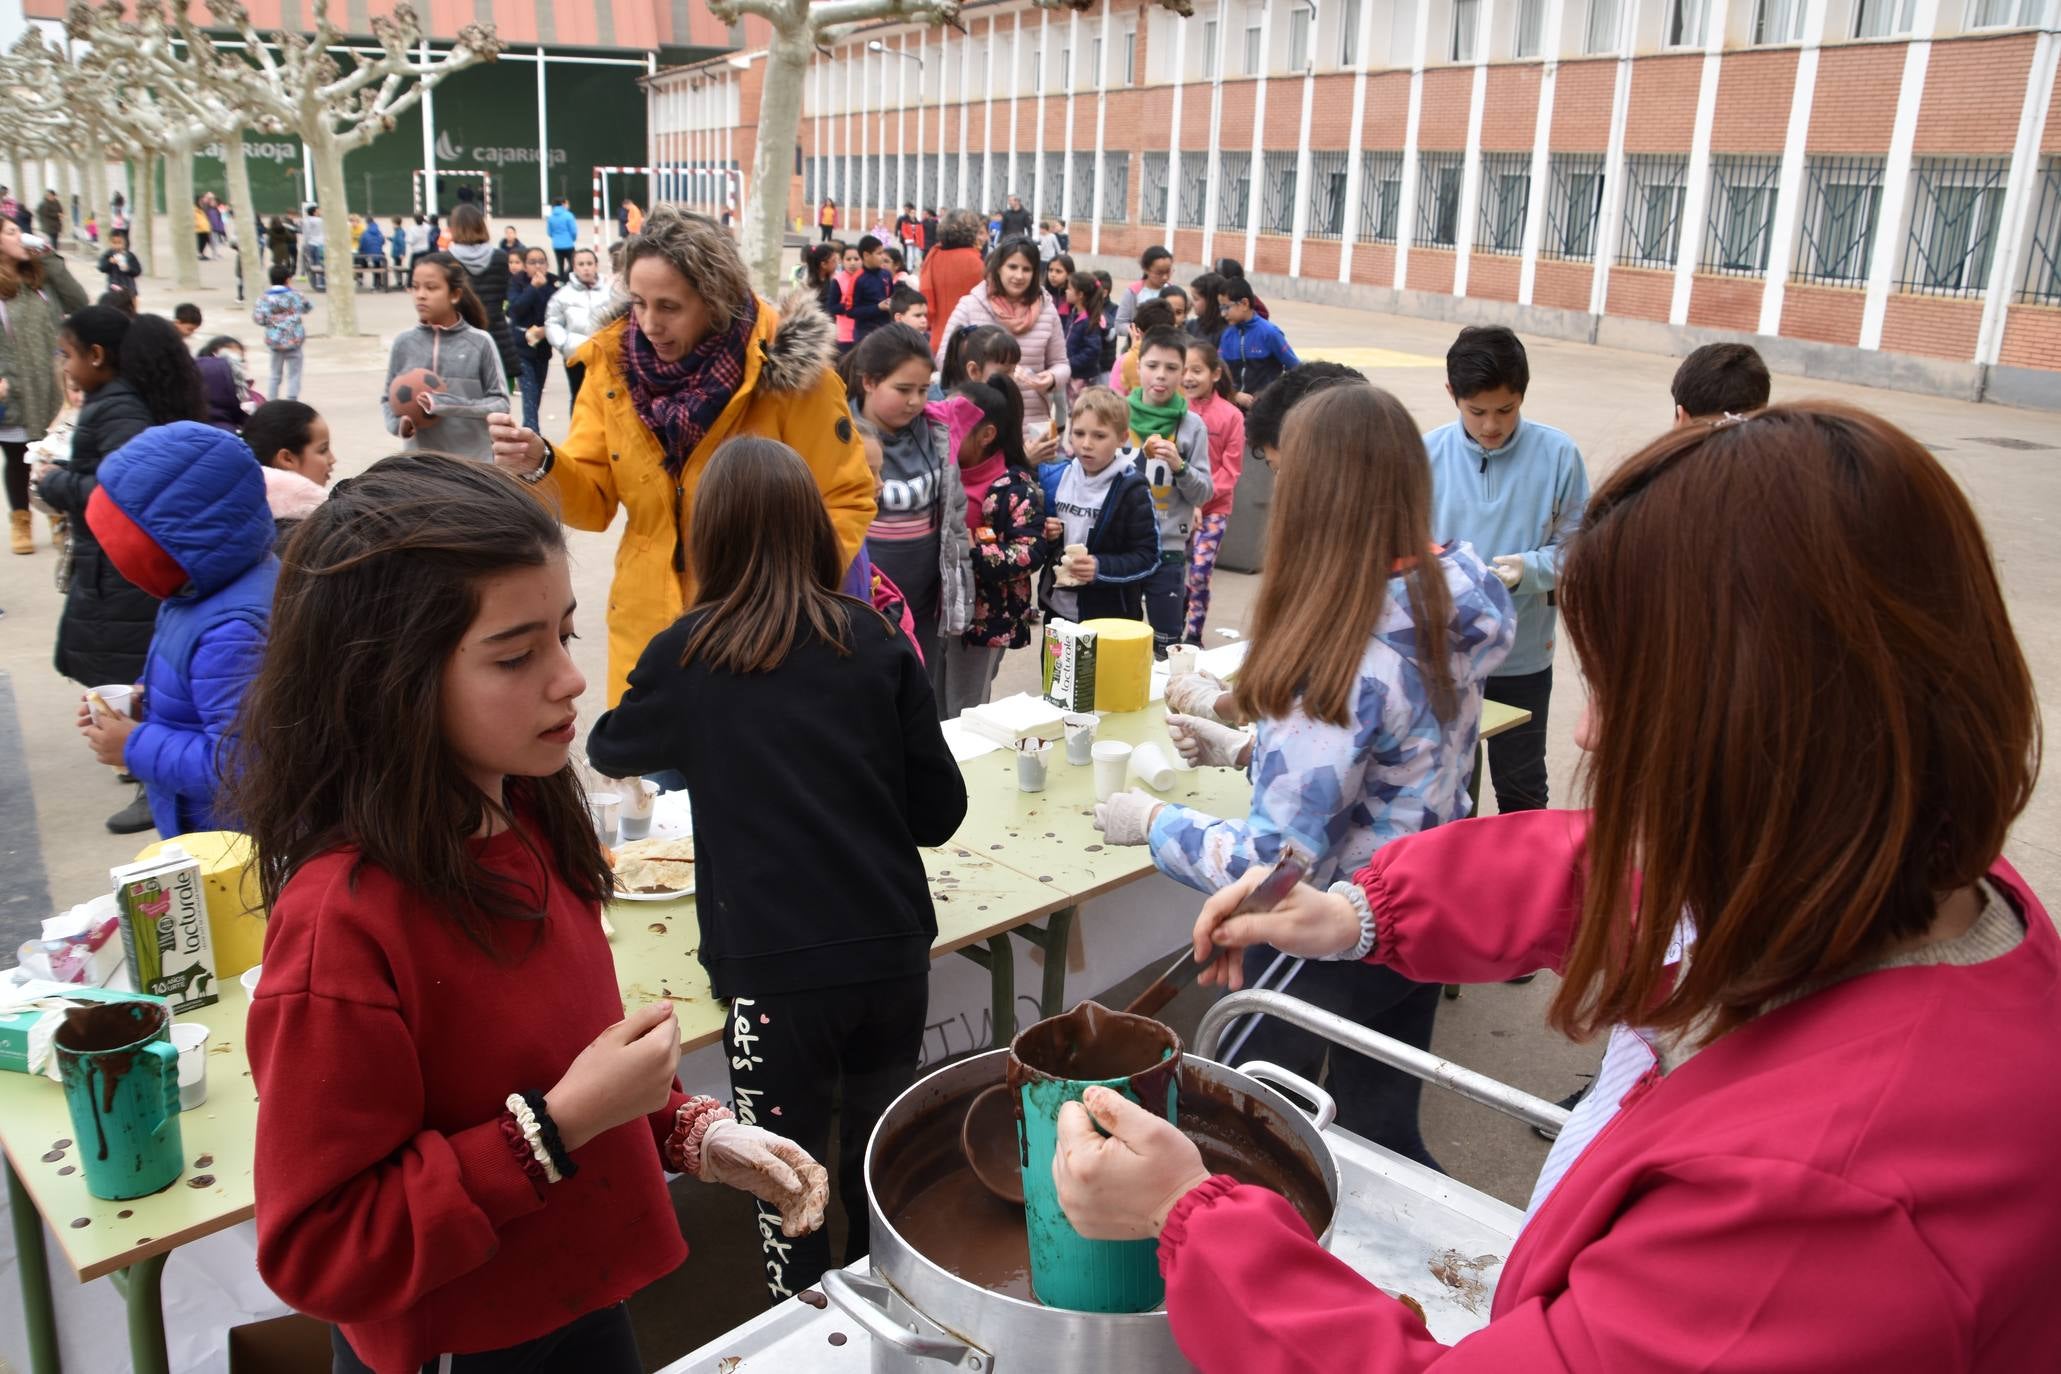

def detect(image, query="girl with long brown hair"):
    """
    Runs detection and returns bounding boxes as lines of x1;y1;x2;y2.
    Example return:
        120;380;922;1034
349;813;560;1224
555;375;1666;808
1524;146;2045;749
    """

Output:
1093;382;1515;1161
236;453;828;1374
1060;403;2057;1371
587;435;967;1301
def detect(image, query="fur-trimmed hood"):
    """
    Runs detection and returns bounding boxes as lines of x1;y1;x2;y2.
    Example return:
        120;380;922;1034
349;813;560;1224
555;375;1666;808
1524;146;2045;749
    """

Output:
586;287;836;395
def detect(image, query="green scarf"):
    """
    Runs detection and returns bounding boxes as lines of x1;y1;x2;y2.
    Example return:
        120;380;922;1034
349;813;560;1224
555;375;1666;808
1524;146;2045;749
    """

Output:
1127;387;1188;444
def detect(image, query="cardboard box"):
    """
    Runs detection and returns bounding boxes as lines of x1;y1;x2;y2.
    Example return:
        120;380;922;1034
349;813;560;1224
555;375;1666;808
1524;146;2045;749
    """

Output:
137;832;267;978
228;1313;334;1374
111;846;219;1013
1042;619;1098;713
0;984;168;1077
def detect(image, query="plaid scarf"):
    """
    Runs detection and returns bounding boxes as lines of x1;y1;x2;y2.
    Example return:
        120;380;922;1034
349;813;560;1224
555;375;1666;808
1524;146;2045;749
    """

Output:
619;295;759;477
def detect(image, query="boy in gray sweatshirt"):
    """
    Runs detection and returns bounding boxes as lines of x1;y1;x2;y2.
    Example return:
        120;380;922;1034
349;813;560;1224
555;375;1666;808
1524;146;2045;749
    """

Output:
1128;326;1213;655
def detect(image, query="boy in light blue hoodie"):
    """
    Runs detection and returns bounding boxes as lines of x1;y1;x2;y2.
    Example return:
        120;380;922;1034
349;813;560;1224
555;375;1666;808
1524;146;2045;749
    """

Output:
1423;325;1588;815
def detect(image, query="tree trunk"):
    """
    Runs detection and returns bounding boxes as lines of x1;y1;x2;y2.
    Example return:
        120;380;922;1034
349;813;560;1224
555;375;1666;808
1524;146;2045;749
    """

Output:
84;140;108;243
309;129;357;336
135;152;158;280
166;147;201;290
59;161;78;247
223;132;265;306
742;29;813;296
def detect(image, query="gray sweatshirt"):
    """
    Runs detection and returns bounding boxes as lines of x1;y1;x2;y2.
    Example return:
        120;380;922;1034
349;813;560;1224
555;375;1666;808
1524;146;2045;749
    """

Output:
380;319;510;462
1136;409;1213;554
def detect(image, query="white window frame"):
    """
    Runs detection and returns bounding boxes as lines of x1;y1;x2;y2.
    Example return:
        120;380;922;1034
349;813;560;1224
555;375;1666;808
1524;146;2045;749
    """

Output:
1665;0;1708;45
1452;0;1483;60
1340;0;1363;65
1203;19;1220;78
1964;0;2042;27
1751;0;1807;43
1289;3;1313;70
1852;0;1919;37
1514;0;1548;56
1245;22;1264;75
1123;27;1137;83
1585;0;1624;52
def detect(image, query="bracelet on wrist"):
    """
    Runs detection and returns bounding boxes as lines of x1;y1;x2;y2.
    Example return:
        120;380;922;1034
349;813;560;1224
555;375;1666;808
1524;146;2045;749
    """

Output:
505;1091;561;1183
520;437;556;485
518;1089;579;1180
498;1110;549;1193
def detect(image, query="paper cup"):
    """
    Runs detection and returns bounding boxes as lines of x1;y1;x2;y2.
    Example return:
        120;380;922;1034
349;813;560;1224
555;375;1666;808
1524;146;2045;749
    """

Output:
615;779;659;840
1130;741;1177;792
588;791;623;845
1063;714;1099;765
1164;644;1200;678
1091;741;1133;801
171;1022;209;1111
240;965;262;997
88;685;134;721
1015;740;1051;793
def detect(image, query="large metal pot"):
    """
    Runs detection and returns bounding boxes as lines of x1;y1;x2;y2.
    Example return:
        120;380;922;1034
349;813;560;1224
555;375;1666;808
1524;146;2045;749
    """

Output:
824;1050;1339;1373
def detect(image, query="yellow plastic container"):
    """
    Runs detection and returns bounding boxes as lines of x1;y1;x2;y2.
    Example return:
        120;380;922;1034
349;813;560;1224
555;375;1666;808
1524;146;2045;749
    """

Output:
1081;618;1154;713
134;832;267;978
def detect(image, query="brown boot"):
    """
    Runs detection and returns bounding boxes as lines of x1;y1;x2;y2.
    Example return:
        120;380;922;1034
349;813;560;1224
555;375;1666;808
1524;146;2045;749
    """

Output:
9;509;31;554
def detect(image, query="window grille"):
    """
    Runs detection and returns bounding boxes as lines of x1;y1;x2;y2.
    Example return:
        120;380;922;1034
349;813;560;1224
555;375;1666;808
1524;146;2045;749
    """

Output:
1359;151;1404;242
2018;157;2061;305
1794;156;1885;285
1618;155;1689;268
1475;153;1532;255
1142;152;1172;225
1541;153;1606;261
1040;153;1067;220
1261;151;1299;235
1699;154;1782;276
1306;150;1350;239
1102;151;1132;223
1897;157;2008;296
1069;152;1098;221
1179;151;1211;228
1415;152;1465;248
1218;150;1253;231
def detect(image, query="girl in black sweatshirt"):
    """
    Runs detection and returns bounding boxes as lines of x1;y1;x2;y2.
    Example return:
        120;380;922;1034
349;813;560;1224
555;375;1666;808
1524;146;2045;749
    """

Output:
586;434;966;1300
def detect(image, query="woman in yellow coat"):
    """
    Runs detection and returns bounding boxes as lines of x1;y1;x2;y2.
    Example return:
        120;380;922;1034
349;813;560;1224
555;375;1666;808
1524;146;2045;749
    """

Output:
489;205;874;704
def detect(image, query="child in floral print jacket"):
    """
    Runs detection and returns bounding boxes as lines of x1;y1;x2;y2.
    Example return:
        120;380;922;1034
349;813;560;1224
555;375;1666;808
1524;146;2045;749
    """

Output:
926;378;1045;714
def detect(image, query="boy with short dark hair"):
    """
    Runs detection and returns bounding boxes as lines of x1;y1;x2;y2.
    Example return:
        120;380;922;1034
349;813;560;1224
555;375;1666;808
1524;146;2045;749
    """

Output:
848;234;898;346
887;286;929;335
1671;341;1770;425
1217;279;1299;405
97;229;141;297
1038;385;1158;623
1119;296;1177;393
172;302;203;348
1128;327;1212;653
1242;361;1367;466
1423;325;1588;815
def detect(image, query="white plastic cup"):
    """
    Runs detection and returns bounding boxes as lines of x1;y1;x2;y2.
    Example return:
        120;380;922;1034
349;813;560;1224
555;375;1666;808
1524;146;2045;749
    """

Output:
1063;714;1098;765
616;779;659;840
1091;741;1133;801
240;965;262;997
1015;740;1051;793
87;684;134;721
588;791;623;845
1164;644;1200;678
171;1022;209;1110
1130;741;1177;792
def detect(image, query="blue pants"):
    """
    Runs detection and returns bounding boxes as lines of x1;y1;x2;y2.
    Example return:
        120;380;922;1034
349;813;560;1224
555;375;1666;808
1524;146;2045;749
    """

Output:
517;349;548;432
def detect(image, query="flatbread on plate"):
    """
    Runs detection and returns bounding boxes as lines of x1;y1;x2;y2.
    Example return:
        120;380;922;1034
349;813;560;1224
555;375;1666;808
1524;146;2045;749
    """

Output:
612;836;697;894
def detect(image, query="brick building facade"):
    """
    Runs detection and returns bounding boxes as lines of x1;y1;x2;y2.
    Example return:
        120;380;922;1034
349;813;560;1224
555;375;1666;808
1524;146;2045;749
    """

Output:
651;0;2061;401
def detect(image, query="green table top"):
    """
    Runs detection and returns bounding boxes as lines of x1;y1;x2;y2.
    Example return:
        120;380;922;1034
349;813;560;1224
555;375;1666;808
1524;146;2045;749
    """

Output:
606;844;1071;1054
0;984;258;1282
949;698;1530;907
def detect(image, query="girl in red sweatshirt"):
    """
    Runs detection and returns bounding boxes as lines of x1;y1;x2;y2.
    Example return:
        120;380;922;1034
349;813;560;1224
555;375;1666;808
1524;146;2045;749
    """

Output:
1051;404;2060;1371
235;453;829;1374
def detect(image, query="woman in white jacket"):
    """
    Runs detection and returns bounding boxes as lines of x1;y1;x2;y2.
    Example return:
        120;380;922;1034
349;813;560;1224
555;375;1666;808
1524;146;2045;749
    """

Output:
939;239;1068;454
544;247;612;408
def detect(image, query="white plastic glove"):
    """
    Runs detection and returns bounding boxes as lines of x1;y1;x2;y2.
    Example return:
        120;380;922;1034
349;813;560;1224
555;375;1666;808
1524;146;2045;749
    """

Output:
1165;713;1252;770
1163;668;1232;722
697;1118;831;1237
1491;554;1524;589
1092;789;1162;846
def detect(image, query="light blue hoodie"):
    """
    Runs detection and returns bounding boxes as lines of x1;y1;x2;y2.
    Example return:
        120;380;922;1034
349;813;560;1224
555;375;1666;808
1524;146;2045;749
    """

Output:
1423;415;1589;677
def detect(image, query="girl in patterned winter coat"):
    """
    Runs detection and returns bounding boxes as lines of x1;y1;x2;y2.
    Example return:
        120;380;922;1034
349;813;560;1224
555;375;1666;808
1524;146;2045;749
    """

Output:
1091;381;1515;1165
933;375;1044;716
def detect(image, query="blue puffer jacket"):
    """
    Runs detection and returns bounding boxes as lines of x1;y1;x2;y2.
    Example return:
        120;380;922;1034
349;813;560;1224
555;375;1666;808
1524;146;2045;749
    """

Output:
98;422;278;839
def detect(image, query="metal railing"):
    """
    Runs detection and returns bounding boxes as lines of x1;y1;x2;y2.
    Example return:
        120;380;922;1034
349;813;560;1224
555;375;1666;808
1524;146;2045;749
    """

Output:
2019;157;2061;306
1701;154;1782;277
1101;150;1130;223
1261;150;1299;236
1540;152;1605;262
1617;154;1689;268
1898;156;2009;297
1417;151;1464;248
1142;151;1171;226
1218;149;1253;232
1360;150;1404;243
1179;151;1210;229
1305;150;1350;240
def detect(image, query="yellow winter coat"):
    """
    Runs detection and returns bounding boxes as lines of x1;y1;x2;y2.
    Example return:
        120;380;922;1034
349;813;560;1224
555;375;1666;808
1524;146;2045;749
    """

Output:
551;288;875;704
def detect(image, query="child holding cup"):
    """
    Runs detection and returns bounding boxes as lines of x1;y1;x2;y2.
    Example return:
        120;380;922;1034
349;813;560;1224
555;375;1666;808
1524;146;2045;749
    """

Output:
587;435;966;1299
233;454;828;1373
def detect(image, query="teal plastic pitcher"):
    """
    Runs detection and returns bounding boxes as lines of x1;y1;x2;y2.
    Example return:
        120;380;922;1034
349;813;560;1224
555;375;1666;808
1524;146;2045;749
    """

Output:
1010;1001;1181;1312
53;1000;184;1200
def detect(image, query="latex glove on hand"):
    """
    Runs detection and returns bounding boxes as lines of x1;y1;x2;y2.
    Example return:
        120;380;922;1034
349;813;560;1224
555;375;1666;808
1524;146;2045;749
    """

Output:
1092;789;1161;846
1491;554;1524;589
1163;668;1233;723
698;1119;830;1238
1189;865;1362;990
1053;1085;1210;1241
1166;713;1252;770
